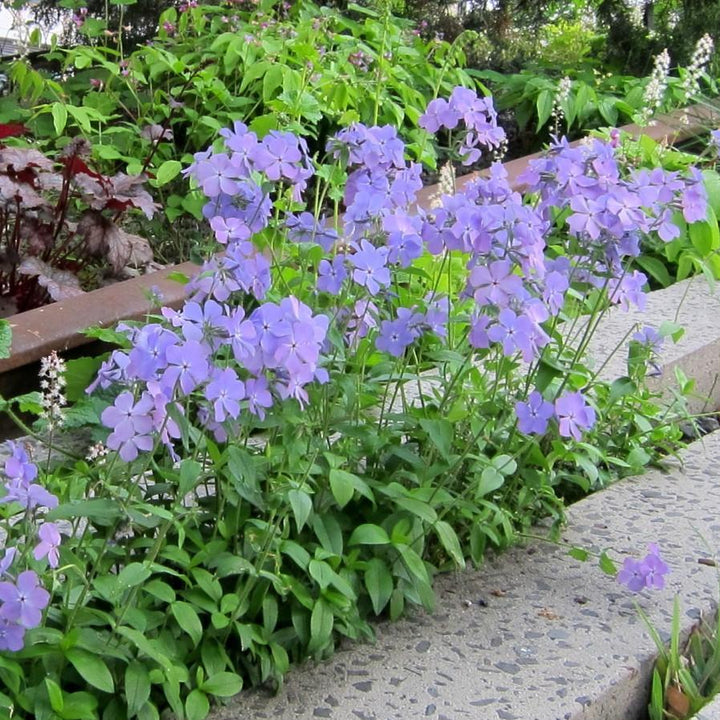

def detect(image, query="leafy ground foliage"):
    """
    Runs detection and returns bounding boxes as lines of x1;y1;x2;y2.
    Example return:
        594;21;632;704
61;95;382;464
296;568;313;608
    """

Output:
0;84;710;719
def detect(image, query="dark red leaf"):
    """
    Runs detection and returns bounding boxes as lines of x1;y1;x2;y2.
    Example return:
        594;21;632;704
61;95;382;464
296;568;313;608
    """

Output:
0;123;29;140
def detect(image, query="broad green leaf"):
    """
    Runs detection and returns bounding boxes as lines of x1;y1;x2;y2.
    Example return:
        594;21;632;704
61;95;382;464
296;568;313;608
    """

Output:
329;468;355;508
48;498;123;526
171;602;203;647
308;598;333;654
52;102;68;135
536;89;554;131
200;672;243;698
125;661;151;718
475;466;505;498
117;563;152;591
599;551;617;576
364;558;393;615
418;419;453;459
567;547;589;562
288;489;312;532
348;524;390;546
155;160;182;187
434;520;465;568
185;689;209;720
65;648;114;693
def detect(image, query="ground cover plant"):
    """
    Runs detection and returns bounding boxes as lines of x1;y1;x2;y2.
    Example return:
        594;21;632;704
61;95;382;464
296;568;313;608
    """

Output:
0;87;709;720
2;0;477;263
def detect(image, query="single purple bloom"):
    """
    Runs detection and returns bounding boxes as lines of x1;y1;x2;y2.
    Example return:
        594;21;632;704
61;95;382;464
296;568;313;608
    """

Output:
162;340;211;396
516;391;554;435
617;557;647;592
419;97;460;133
245;376;273;420
469;260;524;308
206;368;246;423
350;239;391;296
317;256;348;295
33;522;62;568
0;612;24;651
554;391;596;441
0;570;50;629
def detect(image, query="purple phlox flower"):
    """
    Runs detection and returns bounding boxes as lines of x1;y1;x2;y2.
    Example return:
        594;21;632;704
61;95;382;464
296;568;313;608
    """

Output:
654;209;681;242
4;442;37;484
554;391;596;441
384;211;423;267
317;255;348;295
219;306;257;364
191;152;244;197
487;308;536;360
419;97;460;133
681;168;709;223
206;367;246;423
542;270;569;316
33;522;62;568
250;130;312;184
617;543;670;592
0;570;50;629
567;195;607;240
344;169;392;222
330;123;405;172
608;270;647;312
167;300;225;346
376;307;424;357
127;323;178;381
469;260;525;309
605;187;647;236
469;313;491;349
86;350;130;394
633;325;664;352
102;390;155;462
161;339;211;396
516;390;554;435
245;376;273;420
218;121;259;172
223;240;272;300
0;548;16;577
0;612;25;651
204;180;271;235
422;294;450;339
344;299;379;348
350;239;391;295
209;215;251;245
286;212;339;251
390;164;423;207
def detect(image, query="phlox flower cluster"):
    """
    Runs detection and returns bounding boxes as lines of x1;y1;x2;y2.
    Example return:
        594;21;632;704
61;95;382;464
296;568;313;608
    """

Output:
90;86;707;467
617;543;670;592
419;86;507;165
0;442;57;651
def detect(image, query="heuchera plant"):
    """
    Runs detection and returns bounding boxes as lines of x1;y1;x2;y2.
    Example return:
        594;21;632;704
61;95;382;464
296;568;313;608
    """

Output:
0;125;155;313
0;88;708;719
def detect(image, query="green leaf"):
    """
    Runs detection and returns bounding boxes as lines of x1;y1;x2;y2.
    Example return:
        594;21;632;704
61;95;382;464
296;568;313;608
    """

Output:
52;102;68;135
117;562;152;591
567;547;589;562
155;160;182;187
395;543;430;584
329;468;355;508
418;419;453;459
179;459;202;496
635;255;672;288
308;598;334;654
45;677;63;713
599;551;617;576
171;602;203;647
226;446;264;509
434;520;465;568
348;524;390;546
48;498;123;526
185;689;209;720
125;661;151;718
364;558;393;615
287;489;312;532
65;648;115;693
475;466;505;498
536;89;554;131
200;672;243;698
